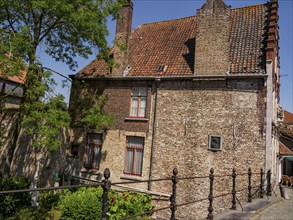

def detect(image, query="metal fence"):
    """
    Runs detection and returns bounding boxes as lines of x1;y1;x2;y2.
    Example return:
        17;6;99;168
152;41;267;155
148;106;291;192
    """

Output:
0;167;272;220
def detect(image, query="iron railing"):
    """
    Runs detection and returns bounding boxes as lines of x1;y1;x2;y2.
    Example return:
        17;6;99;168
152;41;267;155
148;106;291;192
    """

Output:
0;167;272;220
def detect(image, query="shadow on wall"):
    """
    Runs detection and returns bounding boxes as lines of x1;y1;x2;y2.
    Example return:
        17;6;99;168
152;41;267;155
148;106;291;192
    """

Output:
9;128;74;187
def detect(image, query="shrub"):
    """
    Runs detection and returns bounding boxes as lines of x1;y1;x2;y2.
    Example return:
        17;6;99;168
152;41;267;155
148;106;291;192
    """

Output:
57;187;154;220
108;191;154;220
38;189;70;211
58;187;103;220
0;175;31;218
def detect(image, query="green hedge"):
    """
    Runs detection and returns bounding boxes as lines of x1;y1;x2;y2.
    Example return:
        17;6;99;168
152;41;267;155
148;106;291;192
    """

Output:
0;175;31;218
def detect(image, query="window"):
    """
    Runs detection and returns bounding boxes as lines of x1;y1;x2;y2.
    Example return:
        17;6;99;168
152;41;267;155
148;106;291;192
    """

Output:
124;137;144;176
208;135;222;151
130;87;147;118
84;133;102;169
71;144;79;156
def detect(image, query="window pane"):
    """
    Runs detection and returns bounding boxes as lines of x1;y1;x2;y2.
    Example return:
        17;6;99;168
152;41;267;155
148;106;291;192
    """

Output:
138;87;147;96
139;97;146;117
125;148;134;173
93;147;101;168
132;87;139;96
127;137;144;148
85;144;94;168
130;97;138;116
88;134;102;144
134;149;143;175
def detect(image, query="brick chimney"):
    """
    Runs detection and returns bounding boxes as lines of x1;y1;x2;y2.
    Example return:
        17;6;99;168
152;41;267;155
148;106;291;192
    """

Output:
195;0;231;75
112;0;133;76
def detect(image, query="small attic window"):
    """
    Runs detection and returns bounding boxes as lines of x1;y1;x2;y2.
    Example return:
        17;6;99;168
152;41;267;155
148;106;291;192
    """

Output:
157;65;168;72
157;65;165;72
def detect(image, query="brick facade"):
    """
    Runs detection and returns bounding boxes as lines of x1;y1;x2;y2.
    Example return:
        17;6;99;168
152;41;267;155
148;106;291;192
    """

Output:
66;0;279;219
195;0;231;75
150;79;265;218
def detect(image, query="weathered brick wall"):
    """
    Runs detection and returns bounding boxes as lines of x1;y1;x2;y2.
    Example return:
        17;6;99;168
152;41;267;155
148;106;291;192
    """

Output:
70;80;152;132
0;111;19;175
195;0;231;75
69;80;154;188
112;0;133;76
151;79;266;219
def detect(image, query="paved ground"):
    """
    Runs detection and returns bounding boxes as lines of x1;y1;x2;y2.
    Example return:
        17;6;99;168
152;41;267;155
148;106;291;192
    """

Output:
213;187;293;220
248;187;293;220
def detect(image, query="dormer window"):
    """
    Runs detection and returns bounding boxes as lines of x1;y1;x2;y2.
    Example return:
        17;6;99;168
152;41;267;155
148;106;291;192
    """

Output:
130;87;147;118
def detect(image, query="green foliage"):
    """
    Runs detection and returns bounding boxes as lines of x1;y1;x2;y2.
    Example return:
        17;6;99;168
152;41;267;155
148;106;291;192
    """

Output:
21;71;70;151
80;95;115;131
0;0;123;151
38;190;70;211
58;187;103;220
0;175;31;218
0;0;124;70
6;207;52;220
108;191;154;220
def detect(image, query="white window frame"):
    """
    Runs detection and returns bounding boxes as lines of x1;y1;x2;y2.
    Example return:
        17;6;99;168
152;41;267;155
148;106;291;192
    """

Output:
130;87;147;118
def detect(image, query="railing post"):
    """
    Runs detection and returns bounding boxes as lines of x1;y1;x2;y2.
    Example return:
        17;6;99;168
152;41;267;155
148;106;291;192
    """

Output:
260;168;264;198
170;168;178;220
207;168;214;219
231;168;237;210
248;168;252;203
266;169;272;196
101;168;111;220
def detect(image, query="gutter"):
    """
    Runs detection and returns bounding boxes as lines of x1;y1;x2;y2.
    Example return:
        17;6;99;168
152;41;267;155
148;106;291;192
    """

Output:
148;78;160;190
73;74;268;81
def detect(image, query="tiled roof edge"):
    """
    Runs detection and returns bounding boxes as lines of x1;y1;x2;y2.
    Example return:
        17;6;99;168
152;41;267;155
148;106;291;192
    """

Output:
136;3;266;28
138;15;196;27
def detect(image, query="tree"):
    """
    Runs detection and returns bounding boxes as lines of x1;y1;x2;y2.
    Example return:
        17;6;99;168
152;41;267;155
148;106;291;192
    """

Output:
0;0;120;170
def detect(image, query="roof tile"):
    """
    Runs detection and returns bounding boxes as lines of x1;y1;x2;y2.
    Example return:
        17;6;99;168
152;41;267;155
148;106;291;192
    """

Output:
77;4;268;78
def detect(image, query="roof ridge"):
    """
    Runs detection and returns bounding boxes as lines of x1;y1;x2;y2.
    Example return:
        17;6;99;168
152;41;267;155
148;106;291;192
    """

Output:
232;4;265;11
138;15;195;27
134;4;265;29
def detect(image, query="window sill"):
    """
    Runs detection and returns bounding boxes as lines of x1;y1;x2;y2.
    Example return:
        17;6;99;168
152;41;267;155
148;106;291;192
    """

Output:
81;169;101;175
208;148;222;152
120;176;144;182
125;117;149;122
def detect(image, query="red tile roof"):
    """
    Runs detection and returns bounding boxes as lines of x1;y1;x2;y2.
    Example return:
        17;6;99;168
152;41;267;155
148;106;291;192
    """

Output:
77;4;268;78
280;128;293;139
0;70;26;84
284;110;293;124
279;142;293;156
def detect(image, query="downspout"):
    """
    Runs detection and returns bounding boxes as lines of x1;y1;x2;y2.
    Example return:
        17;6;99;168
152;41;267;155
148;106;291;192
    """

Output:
265;60;273;174
148;78;160;190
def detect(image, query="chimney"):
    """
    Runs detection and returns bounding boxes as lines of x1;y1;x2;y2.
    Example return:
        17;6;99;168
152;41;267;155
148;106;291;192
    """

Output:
195;0;231;75
112;0;133;76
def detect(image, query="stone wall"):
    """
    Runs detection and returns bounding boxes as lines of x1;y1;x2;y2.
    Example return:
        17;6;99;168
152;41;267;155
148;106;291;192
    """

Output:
151;79;266;219
195;0;231;75
0;111;19;175
69;79;155;188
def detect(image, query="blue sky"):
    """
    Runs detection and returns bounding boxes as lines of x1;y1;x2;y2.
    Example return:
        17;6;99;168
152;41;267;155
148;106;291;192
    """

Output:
40;0;293;112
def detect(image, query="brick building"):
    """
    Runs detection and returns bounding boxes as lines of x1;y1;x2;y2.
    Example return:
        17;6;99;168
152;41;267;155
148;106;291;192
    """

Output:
69;0;280;218
278;109;293;179
0;69;26;175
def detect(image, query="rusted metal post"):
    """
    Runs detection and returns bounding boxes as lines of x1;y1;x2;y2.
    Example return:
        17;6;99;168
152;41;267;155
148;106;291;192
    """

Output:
231;168;237;210
170;168;178;220
266;169;272;196
248;168;252;203
101;168;111;220
260;168;264;198
207;168;214;219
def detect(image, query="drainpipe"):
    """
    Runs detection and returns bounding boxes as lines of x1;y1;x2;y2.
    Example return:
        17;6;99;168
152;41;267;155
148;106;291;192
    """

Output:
148;78;160;190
